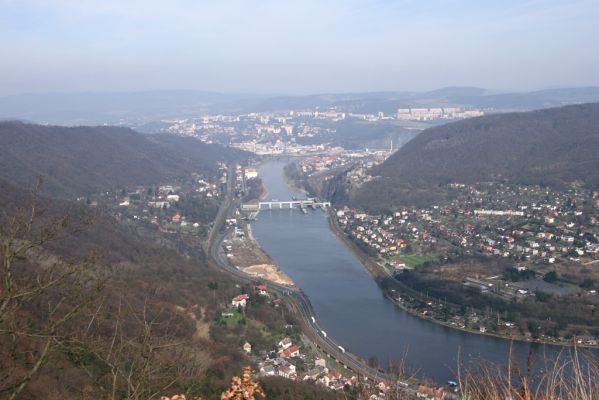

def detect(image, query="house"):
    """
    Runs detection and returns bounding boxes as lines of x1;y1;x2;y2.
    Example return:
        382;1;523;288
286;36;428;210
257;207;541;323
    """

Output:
417;386;445;399
159;185;175;194
149;201;170;209
280;344;300;358
315;357;327;368
378;381;391;393
254;284;268;295
317;375;330;387
276;363;296;379
260;364;275;376
231;294;249;308
327;371;342;382
272;298;283;307
417;386;431;398
245;168;258;179
243;342;252;353
278;337;292;350
287;345;300;358
304;365;327;380
172;213;182;223
391;260;408;270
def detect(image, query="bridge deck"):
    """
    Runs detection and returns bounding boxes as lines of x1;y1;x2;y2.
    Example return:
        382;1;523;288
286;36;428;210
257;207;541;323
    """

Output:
241;199;330;211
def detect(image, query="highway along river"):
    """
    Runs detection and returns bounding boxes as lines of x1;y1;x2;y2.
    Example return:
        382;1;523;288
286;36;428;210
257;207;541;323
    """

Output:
250;159;596;383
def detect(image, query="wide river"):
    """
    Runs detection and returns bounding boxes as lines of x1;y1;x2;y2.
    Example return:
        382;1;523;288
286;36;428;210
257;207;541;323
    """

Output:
251;159;595;383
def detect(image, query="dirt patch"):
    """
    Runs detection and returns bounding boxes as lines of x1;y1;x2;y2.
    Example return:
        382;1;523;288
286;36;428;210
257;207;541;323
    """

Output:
226;234;271;267
174;304;211;340
193;319;211;340
224;228;295;286
242;263;294;286
193;307;211;340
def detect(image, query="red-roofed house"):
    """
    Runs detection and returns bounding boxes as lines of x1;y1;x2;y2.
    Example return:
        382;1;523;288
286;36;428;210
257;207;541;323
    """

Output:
280;344;300;358
231;294;249;308
378;381;391;393
172;213;182;223
417;385;445;399
254;284;268;295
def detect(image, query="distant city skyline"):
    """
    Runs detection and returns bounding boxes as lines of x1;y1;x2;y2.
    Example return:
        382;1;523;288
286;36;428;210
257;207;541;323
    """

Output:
1;0;599;96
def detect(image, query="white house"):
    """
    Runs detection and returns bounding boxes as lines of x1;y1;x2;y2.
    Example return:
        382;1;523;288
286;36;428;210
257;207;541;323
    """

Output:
231;294;249;308
277;363;296;379
243;342;252;353
278;337;292;350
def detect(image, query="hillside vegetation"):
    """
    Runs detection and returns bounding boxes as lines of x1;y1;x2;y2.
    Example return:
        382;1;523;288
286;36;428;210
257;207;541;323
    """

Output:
0;174;339;400
0;121;246;198
0;125;340;399
351;102;599;211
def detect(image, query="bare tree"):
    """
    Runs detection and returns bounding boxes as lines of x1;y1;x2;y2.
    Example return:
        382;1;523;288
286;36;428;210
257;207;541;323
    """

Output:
0;181;100;399
72;296;211;400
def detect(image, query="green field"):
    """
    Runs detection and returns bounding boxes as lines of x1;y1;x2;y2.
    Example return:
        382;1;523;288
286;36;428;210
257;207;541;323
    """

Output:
400;254;438;268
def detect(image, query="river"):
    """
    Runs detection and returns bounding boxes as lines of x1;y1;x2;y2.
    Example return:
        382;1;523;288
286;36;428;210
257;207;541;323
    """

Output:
250;159;594;383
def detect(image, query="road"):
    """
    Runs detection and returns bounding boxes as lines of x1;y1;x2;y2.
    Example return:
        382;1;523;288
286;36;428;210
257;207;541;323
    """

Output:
206;163;450;398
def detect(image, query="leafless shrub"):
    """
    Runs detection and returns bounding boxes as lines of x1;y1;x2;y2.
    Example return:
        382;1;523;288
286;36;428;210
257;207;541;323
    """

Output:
458;345;599;400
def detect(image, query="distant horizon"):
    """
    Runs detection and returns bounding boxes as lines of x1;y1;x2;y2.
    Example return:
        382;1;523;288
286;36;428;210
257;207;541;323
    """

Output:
3;84;599;99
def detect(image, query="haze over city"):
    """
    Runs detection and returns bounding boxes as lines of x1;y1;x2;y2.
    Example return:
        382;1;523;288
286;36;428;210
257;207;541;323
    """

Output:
2;0;599;95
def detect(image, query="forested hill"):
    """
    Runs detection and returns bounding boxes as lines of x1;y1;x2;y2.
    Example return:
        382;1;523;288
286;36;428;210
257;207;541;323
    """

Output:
0;121;247;197
0;171;340;400
352;102;599;211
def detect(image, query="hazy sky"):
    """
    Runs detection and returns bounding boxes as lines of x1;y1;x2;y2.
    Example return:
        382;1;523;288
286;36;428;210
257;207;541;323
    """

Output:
1;0;598;95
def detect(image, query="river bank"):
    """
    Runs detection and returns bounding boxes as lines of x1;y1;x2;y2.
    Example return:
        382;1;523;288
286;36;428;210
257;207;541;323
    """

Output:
326;207;596;349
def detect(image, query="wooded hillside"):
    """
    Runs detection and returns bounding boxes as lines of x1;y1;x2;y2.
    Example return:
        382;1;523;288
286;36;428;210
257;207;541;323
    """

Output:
0;121;246;197
351;102;599;211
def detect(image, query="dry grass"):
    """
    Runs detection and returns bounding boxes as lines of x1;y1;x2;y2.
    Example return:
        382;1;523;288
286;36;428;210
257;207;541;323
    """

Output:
458;347;599;400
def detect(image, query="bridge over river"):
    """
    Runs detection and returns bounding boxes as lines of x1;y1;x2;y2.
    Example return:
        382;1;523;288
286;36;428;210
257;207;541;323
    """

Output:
241;198;331;211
